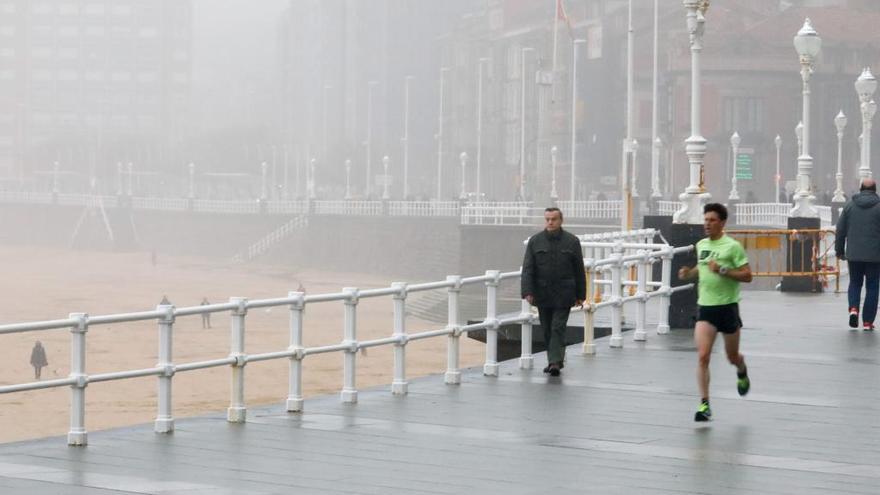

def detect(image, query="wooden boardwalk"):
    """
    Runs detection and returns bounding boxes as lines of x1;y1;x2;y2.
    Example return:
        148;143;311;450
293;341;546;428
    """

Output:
1;289;878;494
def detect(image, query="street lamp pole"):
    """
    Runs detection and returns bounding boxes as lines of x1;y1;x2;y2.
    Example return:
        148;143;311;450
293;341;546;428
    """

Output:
382;155;390;200
796;121;803;156
308;158;316;200
520;47;534;200
729;132;740;201
366;81;378;198
459;152;468;200
571;39;585;201
345;158;352;200
436;67;449;200
833;111;847;202
775;135;782;202
550;146;558;201
856;67;877;179
621;0;635;231
402;75;413;199
188;162;195;199
476;58;489;200
673;0;710;224
651;0;662;201
790;18;821;218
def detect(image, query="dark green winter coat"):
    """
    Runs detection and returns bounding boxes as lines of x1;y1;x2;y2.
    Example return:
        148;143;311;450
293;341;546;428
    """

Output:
836;191;880;262
521;228;586;308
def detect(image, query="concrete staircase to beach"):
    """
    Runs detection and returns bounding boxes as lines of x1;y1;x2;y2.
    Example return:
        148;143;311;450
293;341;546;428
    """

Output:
232;215;308;263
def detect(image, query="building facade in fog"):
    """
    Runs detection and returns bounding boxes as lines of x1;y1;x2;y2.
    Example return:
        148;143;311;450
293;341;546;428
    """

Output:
0;0;192;190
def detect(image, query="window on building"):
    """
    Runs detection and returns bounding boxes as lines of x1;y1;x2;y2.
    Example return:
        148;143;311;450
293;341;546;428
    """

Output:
32;3;52;14
137;71;158;83
172;50;188;61
172;73;189;84
85;26;105;36
111;71;131;82
32;47;52;58
139;27;158;38
111;5;132;16
722;96;765;133
58;47;78;59
84;71;104;81
32;70;52;81
59;26;78;37
59;70;78;81
84;4;105;15
59;3;78;15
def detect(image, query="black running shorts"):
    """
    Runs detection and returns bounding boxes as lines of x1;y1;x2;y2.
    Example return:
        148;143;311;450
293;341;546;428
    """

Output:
697;303;742;334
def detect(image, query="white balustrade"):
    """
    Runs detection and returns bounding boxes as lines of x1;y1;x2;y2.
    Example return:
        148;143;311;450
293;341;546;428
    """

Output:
734;203;792;227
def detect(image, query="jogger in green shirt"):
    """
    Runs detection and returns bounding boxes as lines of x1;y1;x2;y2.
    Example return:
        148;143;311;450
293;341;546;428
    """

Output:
678;203;753;422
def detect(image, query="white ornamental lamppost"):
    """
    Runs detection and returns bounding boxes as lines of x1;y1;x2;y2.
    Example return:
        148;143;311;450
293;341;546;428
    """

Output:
308;158;316;200
673;0;710;224
519;47;534;200
260;161;269;201
856;67;877;179
402;75;413;199
833;111;847;202
550;146;559;201
188;162;195;199
621;0;635;229
790;18;821;218
344;159;352;200
728;131;740;201
365;80;379;198
571;39;585;201
476;58;489;199
650;0;662;201
436;67;450;200
631;139;639;198
774;135;782;202
653;137;663;199
116;162;123;196
52;160;60;194
382;155;390;200
459;151;468;200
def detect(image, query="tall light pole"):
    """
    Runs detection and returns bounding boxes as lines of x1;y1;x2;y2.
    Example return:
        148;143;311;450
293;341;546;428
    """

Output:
308;158;316;199
402;75;413;199
550;146;558;201
260;161;268;201
382;155;390;200
365;81;379;198
775;135;782;203
188;162;195;199
571;39;585;201
520;47;534;200
621;0;635;230
459;151;468;200
436;67;449;200
728;132;740;201
673;0;710;224
796;121;804;156
833;111;847;202
650;0;662;201
321;85;332;164
790;18;821;218
856;67;877;179
476;58;489;200
344;158;352;200
52;160;60;195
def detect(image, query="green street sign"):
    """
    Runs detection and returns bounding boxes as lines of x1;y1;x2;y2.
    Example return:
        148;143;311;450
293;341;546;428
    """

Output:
735;148;753;180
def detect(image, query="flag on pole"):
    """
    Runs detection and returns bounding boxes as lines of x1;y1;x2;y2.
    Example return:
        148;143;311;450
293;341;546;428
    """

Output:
552;0;574;74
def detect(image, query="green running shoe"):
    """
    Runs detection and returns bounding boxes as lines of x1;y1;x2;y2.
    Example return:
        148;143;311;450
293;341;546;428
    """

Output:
694;402;712;422
737;375;750;396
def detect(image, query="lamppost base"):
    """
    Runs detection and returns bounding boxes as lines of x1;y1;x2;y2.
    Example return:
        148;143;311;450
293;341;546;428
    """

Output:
789;194;818;218
673;191;710;224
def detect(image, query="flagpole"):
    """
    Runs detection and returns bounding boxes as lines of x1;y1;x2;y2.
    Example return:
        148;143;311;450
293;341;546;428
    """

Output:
552;0;559;74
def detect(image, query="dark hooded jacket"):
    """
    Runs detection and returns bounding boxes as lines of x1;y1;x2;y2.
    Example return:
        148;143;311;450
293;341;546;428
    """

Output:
521;228;586;308
835;190;880;262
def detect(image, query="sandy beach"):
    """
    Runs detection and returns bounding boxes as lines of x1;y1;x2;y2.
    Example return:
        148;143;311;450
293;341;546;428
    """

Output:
0;246;487;443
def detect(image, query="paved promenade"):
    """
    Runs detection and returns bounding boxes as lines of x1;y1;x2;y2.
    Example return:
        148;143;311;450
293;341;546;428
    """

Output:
0;288;877;494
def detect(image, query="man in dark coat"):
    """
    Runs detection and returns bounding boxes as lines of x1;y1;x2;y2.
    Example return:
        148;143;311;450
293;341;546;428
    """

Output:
30;341;48;380
836;178;880;330
521;207;586;376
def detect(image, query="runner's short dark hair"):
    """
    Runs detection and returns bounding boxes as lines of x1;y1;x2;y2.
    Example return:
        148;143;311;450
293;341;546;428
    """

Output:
545;207;563;221
703;203;728;221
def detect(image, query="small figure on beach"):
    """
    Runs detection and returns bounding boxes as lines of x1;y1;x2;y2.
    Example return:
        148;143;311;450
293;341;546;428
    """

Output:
200;297;212;328
30;341;48;380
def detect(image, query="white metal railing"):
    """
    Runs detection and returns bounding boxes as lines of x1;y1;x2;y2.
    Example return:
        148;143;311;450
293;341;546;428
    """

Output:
0;234;693;446
734;202;791;227
657;200;682;216
132;197;189;211
0;191;54;204
556;200;622;219
461;205;545;225
387;201;460;217
192;199;261;214
816;205;832;228
314;200;383;216
266;200;309;215
233;215;308;263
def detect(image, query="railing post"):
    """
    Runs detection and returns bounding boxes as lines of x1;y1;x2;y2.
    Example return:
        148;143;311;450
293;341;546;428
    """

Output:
634;250;648;342
483;270;501;376
657;246;673;334
227;297;248;422
391;282;409;395
582;260;596;355
445;275;462;384
341;287;359;403
154;303;176;433
610;253;624;348
287;291;305;412
519;297;534;369
67;312;88;446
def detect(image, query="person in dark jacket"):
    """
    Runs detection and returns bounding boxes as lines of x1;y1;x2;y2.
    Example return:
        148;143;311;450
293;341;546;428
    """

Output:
30;341;48;380
521;207;586;376
835;178;880;330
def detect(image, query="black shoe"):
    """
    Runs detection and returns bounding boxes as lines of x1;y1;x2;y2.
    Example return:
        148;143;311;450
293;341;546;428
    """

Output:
737;375;750;396
694;402;712;422
549;364;560;377
542;365;551;374
849;308;859;328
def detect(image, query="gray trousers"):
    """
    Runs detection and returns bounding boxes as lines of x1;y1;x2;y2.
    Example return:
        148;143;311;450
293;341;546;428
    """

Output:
538;306;571;365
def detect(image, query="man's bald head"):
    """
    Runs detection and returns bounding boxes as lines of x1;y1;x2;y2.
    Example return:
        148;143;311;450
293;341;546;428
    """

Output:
861;178;877;192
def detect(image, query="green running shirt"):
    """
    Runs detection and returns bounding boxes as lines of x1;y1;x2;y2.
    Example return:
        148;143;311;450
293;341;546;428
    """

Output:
695;234;749;306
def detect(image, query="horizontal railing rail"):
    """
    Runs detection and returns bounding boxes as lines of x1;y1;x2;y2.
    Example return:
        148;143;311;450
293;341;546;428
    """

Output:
0;230;693;446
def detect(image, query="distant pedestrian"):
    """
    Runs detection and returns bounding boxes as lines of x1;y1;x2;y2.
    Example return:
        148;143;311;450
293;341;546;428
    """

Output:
678;203;752;422
30;341;48;380
521;207;586;377
835;178;880;331
150;249;157;267
200;297;212;328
